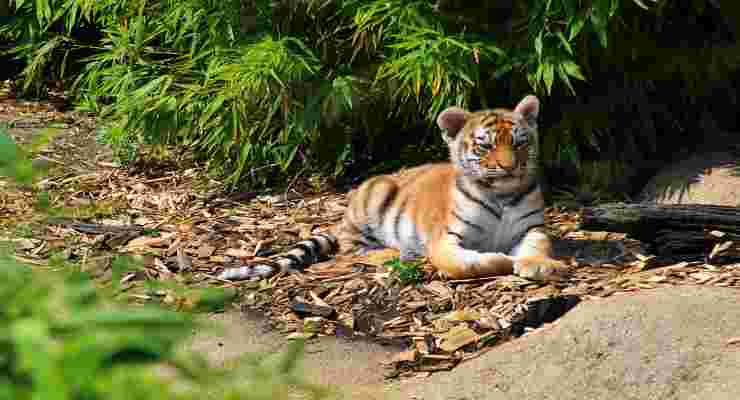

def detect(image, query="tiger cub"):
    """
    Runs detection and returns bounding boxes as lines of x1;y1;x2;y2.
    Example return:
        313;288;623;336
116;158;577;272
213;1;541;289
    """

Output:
219;95;569;282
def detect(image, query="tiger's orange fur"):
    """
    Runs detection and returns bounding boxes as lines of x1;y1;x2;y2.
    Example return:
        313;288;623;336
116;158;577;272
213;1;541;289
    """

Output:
219;95;569;282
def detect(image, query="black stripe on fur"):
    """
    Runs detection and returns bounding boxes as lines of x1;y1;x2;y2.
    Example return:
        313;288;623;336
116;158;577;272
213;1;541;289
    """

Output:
452;209;485;232
315;232;340;253
455;177;502;219
447;230;465;243
504;178;539;206
282;253;304;267
294;242;317;262
517;207;544;222
377;184;399;221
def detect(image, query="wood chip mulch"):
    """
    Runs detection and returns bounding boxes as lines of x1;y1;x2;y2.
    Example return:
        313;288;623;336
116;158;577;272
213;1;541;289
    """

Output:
2;91;739;379
4;164;740;379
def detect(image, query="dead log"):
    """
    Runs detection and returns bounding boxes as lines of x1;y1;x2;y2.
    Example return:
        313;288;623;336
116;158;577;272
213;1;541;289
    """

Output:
579;203;740;261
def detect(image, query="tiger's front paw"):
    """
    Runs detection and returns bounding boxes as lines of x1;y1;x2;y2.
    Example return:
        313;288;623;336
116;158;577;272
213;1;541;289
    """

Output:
513;256;570;282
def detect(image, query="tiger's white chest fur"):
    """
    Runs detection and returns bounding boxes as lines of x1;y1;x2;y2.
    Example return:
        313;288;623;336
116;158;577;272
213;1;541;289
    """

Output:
451;176;545;254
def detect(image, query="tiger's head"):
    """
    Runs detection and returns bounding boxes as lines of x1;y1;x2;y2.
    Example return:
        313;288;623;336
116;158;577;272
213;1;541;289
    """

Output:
436;95;540;186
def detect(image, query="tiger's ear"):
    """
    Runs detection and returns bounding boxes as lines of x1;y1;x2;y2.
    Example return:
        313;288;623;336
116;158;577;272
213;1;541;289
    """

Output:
513;95;539;126
437;106;469;143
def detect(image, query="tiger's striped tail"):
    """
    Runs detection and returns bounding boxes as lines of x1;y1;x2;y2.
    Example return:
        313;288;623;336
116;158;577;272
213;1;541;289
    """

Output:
217;232;339;281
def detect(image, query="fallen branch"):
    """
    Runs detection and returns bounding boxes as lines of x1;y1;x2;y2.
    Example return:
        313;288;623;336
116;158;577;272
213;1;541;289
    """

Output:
579;203;740;260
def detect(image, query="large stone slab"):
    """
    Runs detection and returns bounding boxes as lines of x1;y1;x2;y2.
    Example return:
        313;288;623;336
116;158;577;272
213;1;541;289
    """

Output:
401;286;740;400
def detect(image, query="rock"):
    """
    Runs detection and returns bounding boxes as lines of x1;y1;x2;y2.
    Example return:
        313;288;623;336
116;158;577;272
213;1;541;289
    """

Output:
639;137;740;206
290;301;336;319
402;286;740;400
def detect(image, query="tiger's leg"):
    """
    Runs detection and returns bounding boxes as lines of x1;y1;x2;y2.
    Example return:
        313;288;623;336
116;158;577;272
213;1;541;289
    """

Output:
427;235;516;279
510;227;570;282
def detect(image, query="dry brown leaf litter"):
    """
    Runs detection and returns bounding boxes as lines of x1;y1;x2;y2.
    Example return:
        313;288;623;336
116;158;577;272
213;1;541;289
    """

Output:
2;94;740;378
5;166;740;377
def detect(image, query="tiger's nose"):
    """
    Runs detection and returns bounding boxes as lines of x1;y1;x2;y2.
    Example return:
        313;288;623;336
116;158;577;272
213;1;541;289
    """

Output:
493;145;516;172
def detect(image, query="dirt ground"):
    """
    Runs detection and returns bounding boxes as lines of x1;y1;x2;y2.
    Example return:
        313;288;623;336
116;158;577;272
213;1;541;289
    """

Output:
185;310;403;399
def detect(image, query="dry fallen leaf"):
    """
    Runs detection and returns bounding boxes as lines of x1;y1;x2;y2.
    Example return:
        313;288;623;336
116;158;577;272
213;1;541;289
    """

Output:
438;325;479;353
389;349;418;364
443;309;481;322
197;244;216;258
124;233;175;251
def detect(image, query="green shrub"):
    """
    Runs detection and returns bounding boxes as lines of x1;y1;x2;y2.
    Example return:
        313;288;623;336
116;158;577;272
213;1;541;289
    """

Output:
0;0;598;185
0;126;331;400
0;252;332;400
3;1;739;193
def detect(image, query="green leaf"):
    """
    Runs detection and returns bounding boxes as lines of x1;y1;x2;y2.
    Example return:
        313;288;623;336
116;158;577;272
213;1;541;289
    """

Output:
610;0;620;16
561;60;586;80
0;129;18;171
568;15;586;40
36;191;50;211
556;31;574;55
590;0;610;48
534;31;544;60
557;65;576;95
201;95;227;124
543;63;555;94
630;0;647;9
66;4;79;34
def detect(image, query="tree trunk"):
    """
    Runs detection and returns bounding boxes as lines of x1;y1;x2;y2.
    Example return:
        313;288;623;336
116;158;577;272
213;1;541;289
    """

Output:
579;203;740;260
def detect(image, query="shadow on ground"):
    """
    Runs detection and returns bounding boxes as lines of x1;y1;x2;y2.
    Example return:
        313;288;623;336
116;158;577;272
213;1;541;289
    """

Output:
639;131;740;206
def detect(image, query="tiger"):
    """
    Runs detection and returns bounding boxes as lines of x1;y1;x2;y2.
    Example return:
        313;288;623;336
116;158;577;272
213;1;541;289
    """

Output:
218;95;569;282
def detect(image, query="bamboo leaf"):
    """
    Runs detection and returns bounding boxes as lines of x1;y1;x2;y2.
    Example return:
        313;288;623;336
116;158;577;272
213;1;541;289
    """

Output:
631;0;650;10
562;60;586;80
201;95;227;124
557;31;574;55
568;15;586;40
556;64;576;95
543;63;555;94
610;0;620;16
535;31;544;60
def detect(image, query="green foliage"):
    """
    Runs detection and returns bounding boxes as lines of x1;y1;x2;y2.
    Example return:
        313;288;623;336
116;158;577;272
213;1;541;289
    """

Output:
385;257;425;285
0;125;60;186
0;252;331;400
0;127;31;184
377;25;504;121
0;125;331;400
0;0;615;186
3;0;739;193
